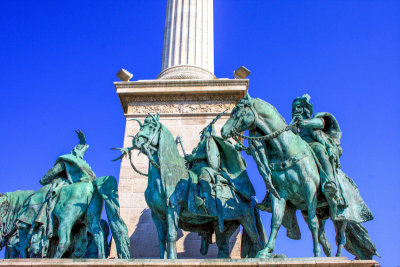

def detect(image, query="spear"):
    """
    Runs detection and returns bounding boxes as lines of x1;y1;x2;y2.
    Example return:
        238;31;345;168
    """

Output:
175;136;187;157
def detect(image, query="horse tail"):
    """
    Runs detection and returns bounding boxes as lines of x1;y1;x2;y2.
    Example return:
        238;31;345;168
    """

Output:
93;176;130;259
344;222;380;260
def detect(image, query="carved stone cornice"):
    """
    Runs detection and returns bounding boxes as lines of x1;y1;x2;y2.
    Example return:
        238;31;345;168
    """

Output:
126;93;239;114
115;78;248;114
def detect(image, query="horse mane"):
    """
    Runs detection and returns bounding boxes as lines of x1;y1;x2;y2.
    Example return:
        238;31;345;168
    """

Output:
253;98;287;125
157;124;188;202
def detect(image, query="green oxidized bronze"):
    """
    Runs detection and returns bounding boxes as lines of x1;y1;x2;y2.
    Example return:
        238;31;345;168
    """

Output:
0;131;130;259
221;93;379;260
115;113;267;259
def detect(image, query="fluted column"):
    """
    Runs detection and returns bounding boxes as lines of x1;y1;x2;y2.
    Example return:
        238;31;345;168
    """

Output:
158;0;215;80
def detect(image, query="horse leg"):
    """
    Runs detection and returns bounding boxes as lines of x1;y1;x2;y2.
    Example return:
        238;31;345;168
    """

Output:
151;211;167;259
54;204;84;258
86;192;105;259
256;196;286;258
54;219;75;258
17;222;29;258
304;186;321;257
301;211;332;257
318;218;332;257
334;221;347;257
215;221;238;258
166;205;180;259
71;224;88;258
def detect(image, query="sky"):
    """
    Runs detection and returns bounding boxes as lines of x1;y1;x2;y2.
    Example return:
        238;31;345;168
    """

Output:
0;0;399;266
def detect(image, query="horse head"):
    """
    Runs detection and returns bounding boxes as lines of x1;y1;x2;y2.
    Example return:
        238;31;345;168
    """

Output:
221;94;256;138
222;94;287;139
133;113;161;153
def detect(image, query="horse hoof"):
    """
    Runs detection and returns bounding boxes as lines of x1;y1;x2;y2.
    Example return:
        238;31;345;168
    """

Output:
256;249;275;259
314;249;321;257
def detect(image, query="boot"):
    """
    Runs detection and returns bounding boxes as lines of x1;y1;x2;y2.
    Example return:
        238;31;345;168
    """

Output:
323;182;346;213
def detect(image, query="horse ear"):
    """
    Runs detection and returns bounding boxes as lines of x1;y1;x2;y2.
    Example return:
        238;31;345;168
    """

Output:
245;92;251;100
155;113;160;121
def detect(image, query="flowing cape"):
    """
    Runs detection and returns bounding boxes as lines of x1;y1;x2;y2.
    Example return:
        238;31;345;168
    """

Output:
332;170;373;223
311;112;342;151
212;136;255;201
2;191;35;238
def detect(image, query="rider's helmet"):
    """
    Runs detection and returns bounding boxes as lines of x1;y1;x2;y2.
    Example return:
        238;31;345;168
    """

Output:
292;94;313;118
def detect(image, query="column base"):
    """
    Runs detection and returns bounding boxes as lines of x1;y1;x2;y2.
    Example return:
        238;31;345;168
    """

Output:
157;65;215;80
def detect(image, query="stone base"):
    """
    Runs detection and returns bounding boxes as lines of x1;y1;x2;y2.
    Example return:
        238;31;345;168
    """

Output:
0;258;379;267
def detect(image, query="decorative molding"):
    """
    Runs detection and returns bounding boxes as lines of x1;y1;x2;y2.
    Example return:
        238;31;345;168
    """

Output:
115;78;248;114
126;93;239;114
114;78;248;89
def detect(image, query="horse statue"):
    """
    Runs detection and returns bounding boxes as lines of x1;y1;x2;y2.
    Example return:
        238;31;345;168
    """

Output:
114;113;266;259
0;190;34;258
13;130;130;259
0;190;111;258
221;94;378;260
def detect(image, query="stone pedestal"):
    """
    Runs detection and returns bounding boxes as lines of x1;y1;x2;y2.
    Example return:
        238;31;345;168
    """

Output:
112;78;248;258
0;258;379;266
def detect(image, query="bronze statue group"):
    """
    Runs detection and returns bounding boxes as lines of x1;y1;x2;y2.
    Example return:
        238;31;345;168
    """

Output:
0;94;378;260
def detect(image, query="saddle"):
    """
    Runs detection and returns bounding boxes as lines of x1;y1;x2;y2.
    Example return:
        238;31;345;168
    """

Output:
187;170;238;218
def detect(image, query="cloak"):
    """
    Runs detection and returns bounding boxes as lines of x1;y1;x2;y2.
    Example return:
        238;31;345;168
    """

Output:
2;191;35;239
311;112;343;158
57;154;97;183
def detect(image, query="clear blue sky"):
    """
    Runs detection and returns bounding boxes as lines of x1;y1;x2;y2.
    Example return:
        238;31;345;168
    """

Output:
0;1;399;266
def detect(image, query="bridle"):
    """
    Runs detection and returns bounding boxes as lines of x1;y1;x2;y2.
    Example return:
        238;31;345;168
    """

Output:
129;119;161;177
230;103;297;142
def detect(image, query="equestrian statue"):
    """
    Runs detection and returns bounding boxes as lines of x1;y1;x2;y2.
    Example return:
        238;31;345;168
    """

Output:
114;113;267;259
0;130;130;259
221;93;379;260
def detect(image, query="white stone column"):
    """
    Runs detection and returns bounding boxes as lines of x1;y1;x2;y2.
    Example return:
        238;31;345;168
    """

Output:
158;0;215;80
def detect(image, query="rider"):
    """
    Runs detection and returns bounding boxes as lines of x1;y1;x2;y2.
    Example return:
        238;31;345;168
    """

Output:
17;130;96;257
185;115;255;232
291;94;346;214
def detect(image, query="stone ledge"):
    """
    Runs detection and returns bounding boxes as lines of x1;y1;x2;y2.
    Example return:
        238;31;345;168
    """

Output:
0;258;378;267
114;78;248;114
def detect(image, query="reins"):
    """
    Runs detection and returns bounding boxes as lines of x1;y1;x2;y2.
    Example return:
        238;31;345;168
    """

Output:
233;124;296;141
231;102;298;141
